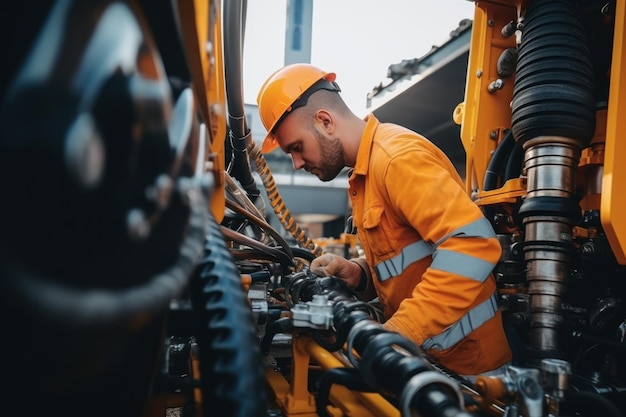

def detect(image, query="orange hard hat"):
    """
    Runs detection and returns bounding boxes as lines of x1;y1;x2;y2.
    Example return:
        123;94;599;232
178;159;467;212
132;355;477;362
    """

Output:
256;63;339;153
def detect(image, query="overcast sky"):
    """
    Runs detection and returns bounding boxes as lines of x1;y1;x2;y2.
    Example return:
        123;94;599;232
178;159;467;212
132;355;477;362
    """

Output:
242;0;476;117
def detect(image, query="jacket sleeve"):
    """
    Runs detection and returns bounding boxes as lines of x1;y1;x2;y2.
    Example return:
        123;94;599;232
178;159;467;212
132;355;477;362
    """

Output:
380;147;502;346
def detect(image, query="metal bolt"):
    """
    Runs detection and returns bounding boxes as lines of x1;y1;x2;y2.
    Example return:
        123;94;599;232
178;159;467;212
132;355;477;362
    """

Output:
146;174;174;209
488;79;505;93
64;112;105;188
127;208;151;241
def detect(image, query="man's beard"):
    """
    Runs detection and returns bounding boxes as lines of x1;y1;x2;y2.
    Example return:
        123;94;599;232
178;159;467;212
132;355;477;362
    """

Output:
314;129;345;182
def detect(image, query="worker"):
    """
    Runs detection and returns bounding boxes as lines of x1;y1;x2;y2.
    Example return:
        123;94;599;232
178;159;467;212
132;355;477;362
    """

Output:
256;63;512;376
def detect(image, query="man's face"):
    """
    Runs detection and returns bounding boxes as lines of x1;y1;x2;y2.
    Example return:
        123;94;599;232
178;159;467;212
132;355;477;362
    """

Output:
274;113;345;182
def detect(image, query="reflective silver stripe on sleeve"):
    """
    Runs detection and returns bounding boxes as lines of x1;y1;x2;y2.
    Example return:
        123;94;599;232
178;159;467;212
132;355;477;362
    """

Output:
431;249;495;282
422;293;499;350
434;217;496;247
375;239;434;282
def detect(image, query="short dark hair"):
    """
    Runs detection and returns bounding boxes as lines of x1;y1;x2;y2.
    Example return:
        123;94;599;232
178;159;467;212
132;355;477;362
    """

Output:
271;79;341;134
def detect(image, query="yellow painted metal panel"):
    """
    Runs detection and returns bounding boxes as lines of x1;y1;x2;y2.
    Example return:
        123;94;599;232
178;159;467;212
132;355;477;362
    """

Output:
602;0;626;265
174;0;226;221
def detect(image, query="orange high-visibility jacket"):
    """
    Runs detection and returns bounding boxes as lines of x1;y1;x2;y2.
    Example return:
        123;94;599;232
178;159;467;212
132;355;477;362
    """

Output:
349;115;512;375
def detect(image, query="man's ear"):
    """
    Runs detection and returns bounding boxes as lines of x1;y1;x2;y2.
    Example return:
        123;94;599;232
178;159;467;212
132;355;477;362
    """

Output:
316;109;334;133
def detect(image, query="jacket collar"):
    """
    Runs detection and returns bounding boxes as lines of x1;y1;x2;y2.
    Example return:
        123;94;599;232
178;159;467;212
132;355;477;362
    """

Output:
352;113;379;177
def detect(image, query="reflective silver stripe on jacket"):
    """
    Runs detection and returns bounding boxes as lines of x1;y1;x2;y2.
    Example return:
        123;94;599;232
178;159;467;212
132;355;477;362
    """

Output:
434;217;496;246
422;293;499;350
431;249;494;282
374;217;496;282
375;239;434;282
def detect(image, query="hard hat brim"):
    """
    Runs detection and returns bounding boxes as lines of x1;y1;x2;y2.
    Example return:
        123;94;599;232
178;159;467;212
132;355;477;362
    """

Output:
261;133;279;153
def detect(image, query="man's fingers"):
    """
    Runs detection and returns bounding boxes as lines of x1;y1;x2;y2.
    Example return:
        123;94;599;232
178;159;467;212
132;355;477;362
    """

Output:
310;265;328;276
311;254;337;274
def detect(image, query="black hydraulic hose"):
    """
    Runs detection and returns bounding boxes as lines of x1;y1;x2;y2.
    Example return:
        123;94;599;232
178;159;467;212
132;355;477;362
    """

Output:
335;300;473;417
503;140;524;183
290;246;317;263
563;390;624;417
250;270;271;283
483;129;515;191
229;247;288;264
223;0;260;202
226;198;294;259
314;329;345;352
260;316;293;355
287;274;474;417
224;0;247;136
571;331;626;351
221;225;294;270
316;368;376;417
355;320;474;417
190;211;266;417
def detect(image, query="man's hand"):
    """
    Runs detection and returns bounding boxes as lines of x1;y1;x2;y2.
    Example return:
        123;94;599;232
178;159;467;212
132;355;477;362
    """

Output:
310;253;363;289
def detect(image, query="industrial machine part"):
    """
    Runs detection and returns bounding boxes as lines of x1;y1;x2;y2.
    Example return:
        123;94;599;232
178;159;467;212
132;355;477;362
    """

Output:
1;0;626;416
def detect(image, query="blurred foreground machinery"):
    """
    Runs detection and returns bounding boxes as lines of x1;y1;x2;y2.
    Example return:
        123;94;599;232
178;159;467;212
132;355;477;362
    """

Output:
0;1;265;416
1;1;626;417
